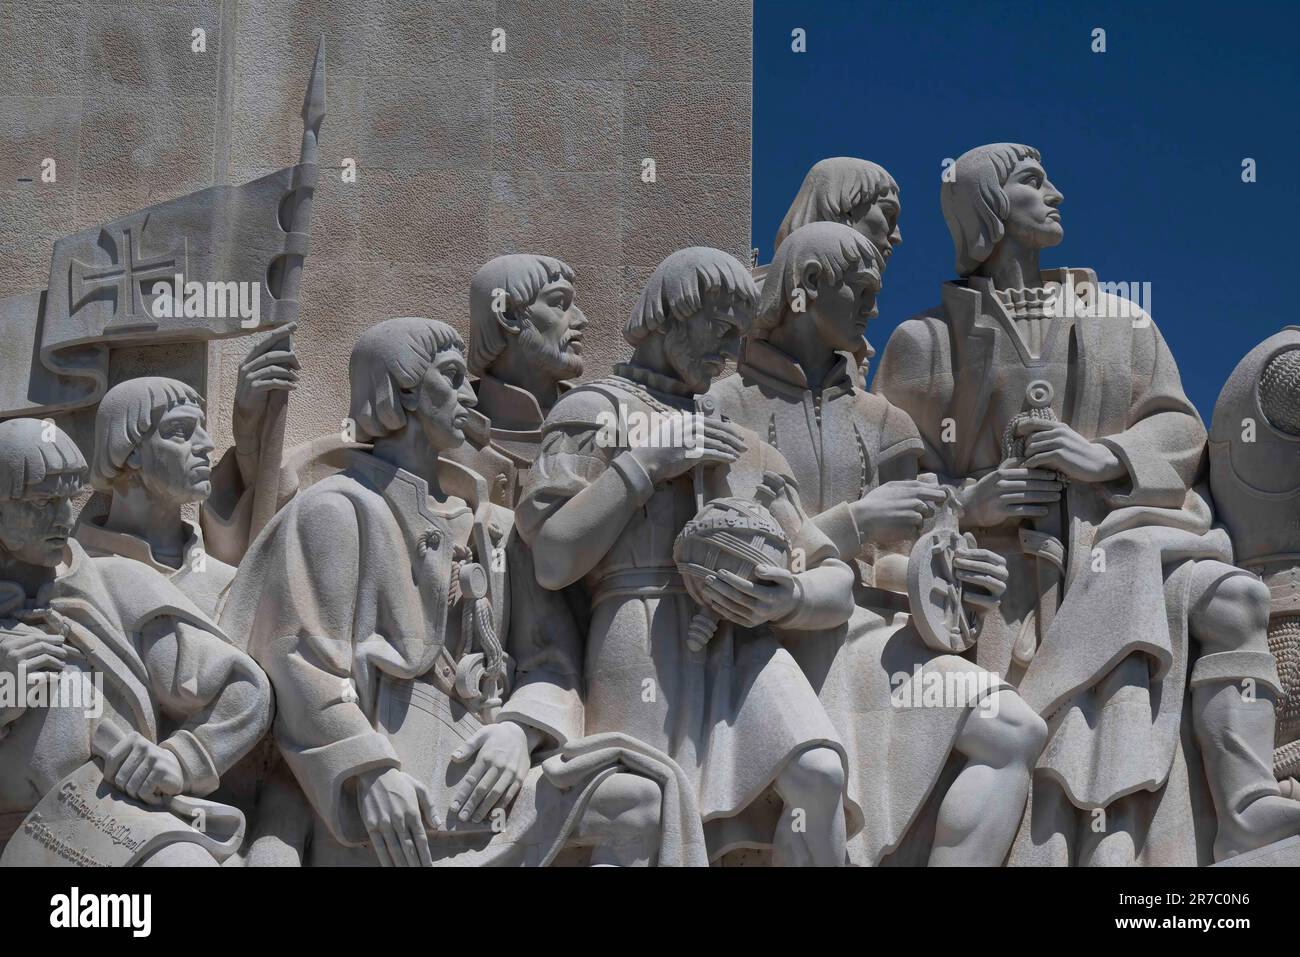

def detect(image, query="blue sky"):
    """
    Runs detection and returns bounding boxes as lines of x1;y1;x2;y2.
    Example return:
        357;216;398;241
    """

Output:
752;0;1300;418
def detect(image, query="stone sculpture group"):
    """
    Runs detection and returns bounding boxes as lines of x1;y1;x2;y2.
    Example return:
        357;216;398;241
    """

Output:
2;81;1299;866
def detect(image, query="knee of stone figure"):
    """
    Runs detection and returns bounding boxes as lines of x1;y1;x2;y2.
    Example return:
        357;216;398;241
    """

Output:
964;691;1048;768
1195;572;1271;652
590;772;662;840
779;746;846;807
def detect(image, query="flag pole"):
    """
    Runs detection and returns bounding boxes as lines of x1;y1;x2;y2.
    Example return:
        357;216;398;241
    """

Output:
248;37;325;543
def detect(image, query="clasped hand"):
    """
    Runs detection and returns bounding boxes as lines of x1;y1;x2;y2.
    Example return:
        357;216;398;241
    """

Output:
700;564;799;628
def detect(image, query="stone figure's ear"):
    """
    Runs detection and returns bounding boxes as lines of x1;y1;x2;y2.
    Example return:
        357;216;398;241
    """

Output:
496;302;525;338
399;387;420;412
800;258;822;301
125;447;144;472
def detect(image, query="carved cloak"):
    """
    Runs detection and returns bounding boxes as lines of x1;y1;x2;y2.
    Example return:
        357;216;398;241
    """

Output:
0;541;272;855
875;269;1224;864
220;448;707;866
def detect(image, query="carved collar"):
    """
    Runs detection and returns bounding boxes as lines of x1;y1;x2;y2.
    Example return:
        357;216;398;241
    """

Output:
339;446;489;519
474;373;561;432
75;514;207;575
961;270;1089;321
738;339;861;396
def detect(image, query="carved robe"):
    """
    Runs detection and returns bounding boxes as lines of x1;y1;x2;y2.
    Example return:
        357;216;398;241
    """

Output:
875;269;1229;865
710;340;1008;865
220;447;705;866
515;364;853;860
0;541;272;859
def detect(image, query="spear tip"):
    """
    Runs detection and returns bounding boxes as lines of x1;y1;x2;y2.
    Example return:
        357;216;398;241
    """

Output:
302;35;325;126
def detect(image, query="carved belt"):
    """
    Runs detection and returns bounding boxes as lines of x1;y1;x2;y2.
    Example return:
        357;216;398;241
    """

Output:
591;568;685;607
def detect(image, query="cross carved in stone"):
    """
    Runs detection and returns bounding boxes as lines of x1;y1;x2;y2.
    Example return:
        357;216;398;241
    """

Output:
69;216;186;322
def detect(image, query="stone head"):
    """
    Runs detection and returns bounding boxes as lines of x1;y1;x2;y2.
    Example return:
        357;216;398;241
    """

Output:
0;418;86;567
754;222;884;355
625;247;758;394
942;143;1064;276
469;254;585;385
91;377;214;510
349;316;476;452
775;157;901;264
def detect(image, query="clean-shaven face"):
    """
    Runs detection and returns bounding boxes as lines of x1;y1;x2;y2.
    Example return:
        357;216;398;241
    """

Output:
0;473;81;567
1001;158;1064;251
135;403;215;507
415;348;478;452
842;185;902;263
809;260;883;353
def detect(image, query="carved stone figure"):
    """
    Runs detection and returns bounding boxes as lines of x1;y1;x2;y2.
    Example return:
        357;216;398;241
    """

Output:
516;247;860;865
1210;327;1300;785
447;255;587;509
875;143;1300;865
0;418;272;866
756;157;902;369
72;331;298;620
773;157;903;265
710;221;1045;866
220;317;693;866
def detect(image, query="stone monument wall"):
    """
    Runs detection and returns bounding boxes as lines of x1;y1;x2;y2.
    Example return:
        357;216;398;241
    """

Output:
0;0;753;455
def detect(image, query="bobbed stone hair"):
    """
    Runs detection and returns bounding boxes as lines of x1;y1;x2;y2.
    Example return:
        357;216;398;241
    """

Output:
774;157;899;254
754;222;883;340
91;376;204;491
0;417;87;501
349;316;466;441
941;143;1042;276
624;247;758;347
468;254;575;376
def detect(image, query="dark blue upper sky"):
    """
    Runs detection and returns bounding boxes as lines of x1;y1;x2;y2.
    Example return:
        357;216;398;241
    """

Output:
752;0;1299;418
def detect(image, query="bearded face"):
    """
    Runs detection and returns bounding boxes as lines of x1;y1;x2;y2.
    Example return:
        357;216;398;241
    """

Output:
664;288;749;394
516;279;585;382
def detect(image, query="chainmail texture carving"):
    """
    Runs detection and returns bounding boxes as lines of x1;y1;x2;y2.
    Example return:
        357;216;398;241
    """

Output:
1270;614;1300;755
1259;348;1300;436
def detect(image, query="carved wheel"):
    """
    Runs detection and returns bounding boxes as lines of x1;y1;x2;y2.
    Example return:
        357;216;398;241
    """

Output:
907;527;981;654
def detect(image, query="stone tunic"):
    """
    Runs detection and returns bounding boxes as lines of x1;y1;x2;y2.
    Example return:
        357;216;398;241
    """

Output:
710;340;1007;865
515;364;852;859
